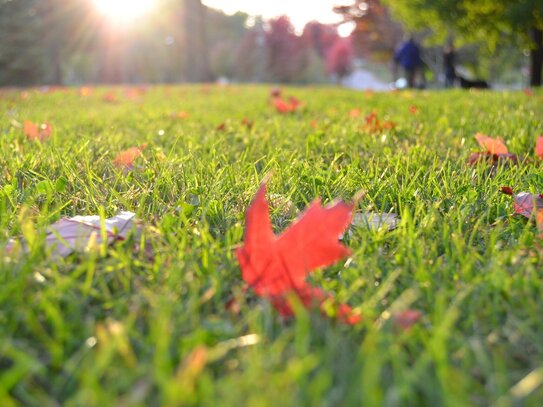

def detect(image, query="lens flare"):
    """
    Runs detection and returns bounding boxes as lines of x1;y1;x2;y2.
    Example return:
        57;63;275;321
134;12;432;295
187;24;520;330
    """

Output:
94;0;155;23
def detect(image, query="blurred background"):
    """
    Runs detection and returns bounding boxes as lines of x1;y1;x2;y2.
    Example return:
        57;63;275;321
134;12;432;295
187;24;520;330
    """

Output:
0;0;541;88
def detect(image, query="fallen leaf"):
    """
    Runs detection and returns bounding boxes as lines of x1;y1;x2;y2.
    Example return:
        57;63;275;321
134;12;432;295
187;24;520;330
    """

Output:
114;145;147;169
536;209;543;237
241;117;253;130
236;182;360;324
172;111;189;119
468;134;517;166
363;111;396;133
500;187;543;218
272;97;295;114
270;87;282;98
475;133;508;155
393;309;422;330
536;136;543;160
103;91;118;103
349;108;361;118
6;211;137;258
79;86;93;97
24;120;52;141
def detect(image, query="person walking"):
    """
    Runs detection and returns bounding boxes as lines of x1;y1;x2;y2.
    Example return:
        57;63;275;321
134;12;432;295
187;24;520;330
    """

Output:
443;40;456;87
393;35;422;88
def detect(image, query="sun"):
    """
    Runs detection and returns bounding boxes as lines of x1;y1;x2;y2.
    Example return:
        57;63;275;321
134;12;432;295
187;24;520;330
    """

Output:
93;0;155;23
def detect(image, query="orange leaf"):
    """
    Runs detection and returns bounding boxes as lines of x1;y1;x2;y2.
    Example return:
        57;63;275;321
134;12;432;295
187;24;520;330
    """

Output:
113;144;147;169
536;209;543;237
236;182;360;324
24;120;52;141
273;97;295;113
103;91;118;103
349;108;361;118
79;87;93;97
173;111;189;119
475;133;508;155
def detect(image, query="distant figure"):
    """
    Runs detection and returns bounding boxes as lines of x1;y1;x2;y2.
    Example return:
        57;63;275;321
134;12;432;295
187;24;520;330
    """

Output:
443;41;456;87
394;35;422;88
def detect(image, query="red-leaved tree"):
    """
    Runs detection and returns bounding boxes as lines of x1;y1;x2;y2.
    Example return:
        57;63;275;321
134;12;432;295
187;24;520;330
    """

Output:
265;16;308;83
326;38;354;80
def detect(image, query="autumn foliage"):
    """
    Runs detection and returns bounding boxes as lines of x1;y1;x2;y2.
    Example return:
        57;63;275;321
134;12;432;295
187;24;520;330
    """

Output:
24;120;52;141
236;183;361;324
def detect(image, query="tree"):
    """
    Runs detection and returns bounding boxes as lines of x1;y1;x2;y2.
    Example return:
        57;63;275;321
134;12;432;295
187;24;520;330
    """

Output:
301;21;339;59
379;0;543;86
206;9;249;79
181;0;211;82
235;19;267;82
0;0;46;86
326;38;354;81
334;0;403;62
265;16;308;83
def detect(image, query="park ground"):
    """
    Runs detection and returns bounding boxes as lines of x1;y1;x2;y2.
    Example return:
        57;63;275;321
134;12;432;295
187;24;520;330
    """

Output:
0;85;543;406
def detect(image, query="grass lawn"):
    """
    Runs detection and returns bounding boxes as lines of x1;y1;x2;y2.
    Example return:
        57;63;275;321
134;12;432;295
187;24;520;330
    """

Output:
1;85;543;406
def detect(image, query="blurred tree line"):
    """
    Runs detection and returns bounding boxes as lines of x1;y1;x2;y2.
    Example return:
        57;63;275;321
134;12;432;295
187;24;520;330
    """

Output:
0;0;353;86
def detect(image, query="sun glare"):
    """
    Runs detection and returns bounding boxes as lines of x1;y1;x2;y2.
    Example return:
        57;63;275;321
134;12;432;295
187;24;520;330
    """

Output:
94;0;155;23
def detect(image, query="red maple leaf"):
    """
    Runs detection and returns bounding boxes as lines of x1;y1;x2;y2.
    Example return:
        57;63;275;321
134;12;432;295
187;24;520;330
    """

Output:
236;183;361;324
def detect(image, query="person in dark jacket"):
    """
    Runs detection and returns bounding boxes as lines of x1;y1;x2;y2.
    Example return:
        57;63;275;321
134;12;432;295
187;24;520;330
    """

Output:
394;35;422;88
443;40;456;87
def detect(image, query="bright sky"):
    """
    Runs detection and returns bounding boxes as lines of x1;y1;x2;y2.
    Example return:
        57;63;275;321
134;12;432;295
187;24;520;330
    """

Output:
202;0;352;35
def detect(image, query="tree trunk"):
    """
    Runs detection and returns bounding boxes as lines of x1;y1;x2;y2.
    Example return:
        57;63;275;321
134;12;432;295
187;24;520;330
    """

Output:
183;0;211;82
529;27;543;87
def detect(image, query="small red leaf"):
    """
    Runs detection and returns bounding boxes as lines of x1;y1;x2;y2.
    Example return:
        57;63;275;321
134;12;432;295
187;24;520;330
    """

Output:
114;144;147;169
393;310;422;331
24;120;52;141
500;186;514;196
103;91;118;103
535;136;543;160
349;108;361;118
174;111;189;119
